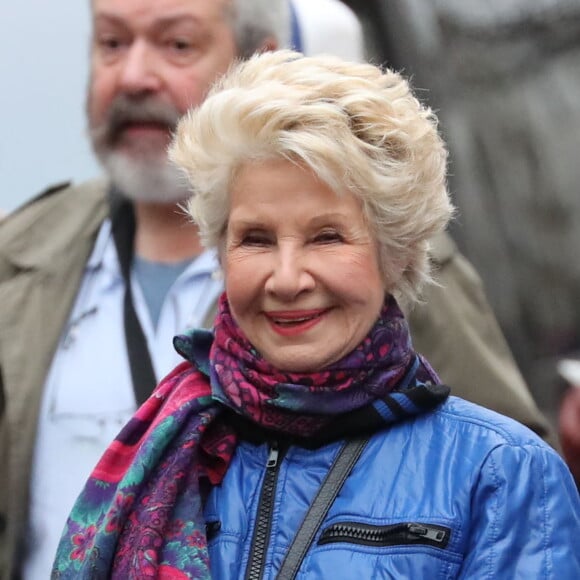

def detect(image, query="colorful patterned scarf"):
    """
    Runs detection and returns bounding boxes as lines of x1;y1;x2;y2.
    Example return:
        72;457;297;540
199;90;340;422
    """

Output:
52;294;448;579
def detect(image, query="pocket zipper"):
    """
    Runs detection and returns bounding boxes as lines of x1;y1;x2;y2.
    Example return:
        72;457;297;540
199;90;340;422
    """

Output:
318;521;451;549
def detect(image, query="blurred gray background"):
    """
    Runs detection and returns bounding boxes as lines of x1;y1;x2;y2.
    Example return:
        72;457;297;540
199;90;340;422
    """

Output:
0;1;99;213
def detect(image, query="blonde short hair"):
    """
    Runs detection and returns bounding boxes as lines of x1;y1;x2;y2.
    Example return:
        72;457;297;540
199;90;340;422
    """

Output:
170;50;453;304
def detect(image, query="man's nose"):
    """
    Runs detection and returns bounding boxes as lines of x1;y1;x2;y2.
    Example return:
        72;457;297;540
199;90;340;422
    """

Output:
118;40;161;96
265;246;316;300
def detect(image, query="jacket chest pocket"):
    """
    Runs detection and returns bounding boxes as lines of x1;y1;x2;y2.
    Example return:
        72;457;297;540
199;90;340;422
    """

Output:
304;520;462;580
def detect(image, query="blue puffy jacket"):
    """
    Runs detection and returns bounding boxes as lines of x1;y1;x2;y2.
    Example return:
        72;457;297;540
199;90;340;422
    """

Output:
204;396;580;579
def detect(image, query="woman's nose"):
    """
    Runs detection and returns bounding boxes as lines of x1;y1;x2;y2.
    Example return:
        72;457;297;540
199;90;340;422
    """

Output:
264;247;315;300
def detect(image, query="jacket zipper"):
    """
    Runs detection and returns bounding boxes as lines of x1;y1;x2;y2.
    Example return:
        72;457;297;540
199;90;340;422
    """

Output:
245;441;284;580
318;522;451;549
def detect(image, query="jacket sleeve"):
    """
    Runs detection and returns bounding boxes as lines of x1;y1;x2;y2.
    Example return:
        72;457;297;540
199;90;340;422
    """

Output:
459;443;580;578
407;232;556;447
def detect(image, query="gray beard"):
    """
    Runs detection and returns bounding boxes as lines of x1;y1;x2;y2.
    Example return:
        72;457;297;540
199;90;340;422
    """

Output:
99;151;192;204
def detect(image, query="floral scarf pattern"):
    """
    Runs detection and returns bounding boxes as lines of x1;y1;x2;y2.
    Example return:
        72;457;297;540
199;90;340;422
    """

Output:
52;294;448;579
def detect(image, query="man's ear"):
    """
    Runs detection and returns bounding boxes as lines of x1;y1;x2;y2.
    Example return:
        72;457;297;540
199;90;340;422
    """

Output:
258;36;279;53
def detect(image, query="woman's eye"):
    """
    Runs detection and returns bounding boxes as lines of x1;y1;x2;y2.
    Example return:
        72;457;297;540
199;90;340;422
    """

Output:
240;233;272;247
313;231;343;244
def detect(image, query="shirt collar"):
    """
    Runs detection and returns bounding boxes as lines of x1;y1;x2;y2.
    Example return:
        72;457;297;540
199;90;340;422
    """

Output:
86;219;221;281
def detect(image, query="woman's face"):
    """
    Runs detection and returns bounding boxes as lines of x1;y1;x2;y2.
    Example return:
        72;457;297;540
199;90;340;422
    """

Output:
223;159;386;372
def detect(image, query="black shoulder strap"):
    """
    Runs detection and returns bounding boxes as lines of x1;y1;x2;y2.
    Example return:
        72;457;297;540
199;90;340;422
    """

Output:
277;437;369;580
110;197;157;406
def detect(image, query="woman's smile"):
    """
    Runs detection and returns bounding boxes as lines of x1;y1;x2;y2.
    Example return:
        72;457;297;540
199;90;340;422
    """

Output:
265;308;331;336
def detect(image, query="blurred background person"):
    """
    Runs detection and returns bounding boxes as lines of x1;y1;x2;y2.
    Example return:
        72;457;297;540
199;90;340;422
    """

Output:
560;386;580;485
558;359;580;486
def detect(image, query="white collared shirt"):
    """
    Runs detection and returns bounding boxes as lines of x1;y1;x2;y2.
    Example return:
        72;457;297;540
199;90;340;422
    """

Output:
23;219;223;578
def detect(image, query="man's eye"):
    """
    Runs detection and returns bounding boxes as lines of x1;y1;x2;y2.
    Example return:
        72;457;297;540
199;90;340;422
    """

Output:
171;39;192;51
165;38;198;56
98;36;123;51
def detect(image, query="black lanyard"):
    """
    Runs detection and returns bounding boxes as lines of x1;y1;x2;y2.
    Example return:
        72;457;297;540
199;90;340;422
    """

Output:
277;437;369;579
110;196;158;406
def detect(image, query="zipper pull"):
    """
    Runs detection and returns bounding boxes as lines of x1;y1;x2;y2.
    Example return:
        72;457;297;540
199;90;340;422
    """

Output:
408;524;447;543
267;441;279;468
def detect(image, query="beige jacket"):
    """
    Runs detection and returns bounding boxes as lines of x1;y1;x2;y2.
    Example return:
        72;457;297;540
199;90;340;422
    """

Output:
0;180;552;578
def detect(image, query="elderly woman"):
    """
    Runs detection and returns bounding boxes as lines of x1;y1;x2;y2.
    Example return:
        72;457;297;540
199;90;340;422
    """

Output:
53;51;579;579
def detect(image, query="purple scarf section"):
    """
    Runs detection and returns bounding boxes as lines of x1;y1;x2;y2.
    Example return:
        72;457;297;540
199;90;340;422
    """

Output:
208;294;440;435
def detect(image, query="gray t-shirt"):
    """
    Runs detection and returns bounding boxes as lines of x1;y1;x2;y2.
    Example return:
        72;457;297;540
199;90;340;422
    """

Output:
133;256;191;329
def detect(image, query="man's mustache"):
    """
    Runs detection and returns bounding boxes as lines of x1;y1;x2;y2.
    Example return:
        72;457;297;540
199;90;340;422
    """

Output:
91;96;182;145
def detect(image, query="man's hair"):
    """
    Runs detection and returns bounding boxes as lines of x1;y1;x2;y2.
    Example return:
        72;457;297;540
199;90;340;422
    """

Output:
170;50;453;305
227;0;291;57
